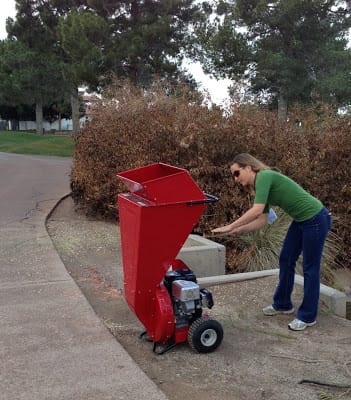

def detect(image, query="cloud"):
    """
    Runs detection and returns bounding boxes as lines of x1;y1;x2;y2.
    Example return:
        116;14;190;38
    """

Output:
182;60;232;105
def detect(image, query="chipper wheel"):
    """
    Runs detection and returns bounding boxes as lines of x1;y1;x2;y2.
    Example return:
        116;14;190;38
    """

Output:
188;317;223;353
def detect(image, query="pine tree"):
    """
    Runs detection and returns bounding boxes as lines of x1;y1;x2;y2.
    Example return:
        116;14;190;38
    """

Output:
192;0;351;119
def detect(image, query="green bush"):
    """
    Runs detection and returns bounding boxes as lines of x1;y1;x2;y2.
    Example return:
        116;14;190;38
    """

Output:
71;79;350;278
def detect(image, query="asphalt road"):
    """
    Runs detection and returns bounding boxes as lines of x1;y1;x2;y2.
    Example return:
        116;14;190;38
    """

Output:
0;152;72;226
0;152;72;286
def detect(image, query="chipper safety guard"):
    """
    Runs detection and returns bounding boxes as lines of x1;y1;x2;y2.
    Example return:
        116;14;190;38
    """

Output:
117;163;223;354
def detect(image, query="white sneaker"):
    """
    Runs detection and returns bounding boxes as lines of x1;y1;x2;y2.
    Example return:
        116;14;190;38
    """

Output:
262;304;295;316
288;318;316;331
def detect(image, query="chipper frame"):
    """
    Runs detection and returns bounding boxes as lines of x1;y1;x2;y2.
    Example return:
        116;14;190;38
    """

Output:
117;163;223;354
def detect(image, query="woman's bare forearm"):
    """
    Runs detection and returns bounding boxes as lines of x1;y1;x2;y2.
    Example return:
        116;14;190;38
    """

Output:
236;214;268;234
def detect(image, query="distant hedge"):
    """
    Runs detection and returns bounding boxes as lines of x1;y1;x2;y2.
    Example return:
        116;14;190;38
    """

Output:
71;80;350;270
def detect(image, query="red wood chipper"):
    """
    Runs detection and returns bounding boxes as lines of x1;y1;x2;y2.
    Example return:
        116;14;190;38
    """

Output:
117;163;223;354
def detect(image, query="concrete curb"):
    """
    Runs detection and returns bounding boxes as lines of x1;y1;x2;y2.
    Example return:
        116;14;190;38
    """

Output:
178;234;226;277
198;269;351;320
198;269;279;287
45;192;72;222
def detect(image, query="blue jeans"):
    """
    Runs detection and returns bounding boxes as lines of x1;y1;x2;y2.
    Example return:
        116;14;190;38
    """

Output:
273;207;332;323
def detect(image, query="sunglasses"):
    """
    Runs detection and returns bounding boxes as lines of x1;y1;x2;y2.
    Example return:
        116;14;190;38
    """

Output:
232;169;241;178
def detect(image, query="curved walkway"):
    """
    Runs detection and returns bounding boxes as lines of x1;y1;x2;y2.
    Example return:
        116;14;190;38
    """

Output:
0;153;167;400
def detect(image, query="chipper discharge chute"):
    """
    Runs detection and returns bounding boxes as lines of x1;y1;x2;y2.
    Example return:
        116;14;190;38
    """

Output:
117;163;223;354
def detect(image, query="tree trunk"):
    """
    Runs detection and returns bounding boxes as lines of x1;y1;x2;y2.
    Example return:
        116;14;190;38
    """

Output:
277;94;287;122
36;102;44;134
70;87;80;136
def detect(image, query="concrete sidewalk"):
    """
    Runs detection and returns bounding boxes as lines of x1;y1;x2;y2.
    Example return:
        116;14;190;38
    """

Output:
0;153;167;400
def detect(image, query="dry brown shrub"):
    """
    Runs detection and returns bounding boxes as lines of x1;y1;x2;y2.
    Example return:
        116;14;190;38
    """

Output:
71;80;350;272
71;79;224;215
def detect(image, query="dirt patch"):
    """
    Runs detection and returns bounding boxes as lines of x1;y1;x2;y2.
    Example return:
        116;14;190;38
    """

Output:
47;196;351;400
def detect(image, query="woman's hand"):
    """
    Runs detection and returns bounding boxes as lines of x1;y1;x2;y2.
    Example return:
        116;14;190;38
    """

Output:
211;224;233;234
211;225;242;236
211;205;266;236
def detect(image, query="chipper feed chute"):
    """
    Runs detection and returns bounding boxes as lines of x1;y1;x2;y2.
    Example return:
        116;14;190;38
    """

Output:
117;163;223;354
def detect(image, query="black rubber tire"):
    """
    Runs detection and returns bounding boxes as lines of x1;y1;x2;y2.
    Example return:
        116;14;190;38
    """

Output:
188;317;223;353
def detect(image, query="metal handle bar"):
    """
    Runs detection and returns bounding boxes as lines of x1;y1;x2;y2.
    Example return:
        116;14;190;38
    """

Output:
186;193;219;206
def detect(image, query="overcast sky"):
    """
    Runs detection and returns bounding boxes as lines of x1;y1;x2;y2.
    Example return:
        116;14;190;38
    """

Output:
0;0;230;105
0;0;16;39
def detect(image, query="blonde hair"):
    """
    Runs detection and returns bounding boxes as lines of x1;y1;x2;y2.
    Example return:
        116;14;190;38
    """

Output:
232;153;269;172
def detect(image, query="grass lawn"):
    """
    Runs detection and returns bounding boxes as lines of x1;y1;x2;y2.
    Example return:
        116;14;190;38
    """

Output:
0;131;75;157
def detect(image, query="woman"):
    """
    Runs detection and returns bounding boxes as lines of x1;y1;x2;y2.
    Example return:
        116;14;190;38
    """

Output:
212;153;331;331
